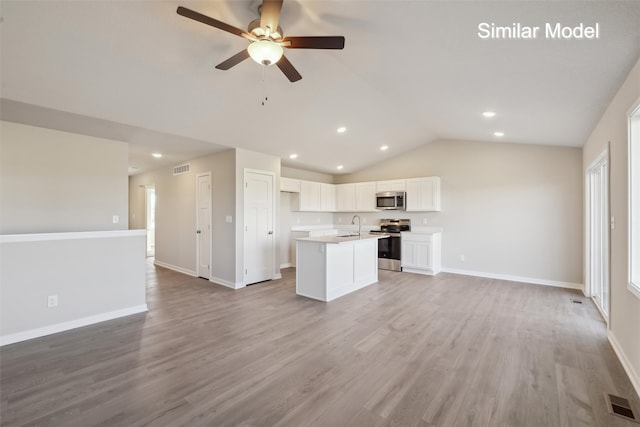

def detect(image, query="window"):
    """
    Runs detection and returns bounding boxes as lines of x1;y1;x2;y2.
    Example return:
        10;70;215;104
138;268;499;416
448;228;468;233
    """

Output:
629;101;640;299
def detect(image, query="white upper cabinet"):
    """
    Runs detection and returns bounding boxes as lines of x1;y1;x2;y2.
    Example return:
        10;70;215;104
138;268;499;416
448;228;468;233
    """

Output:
355;182;377;212
320;183;336;212
288;176;440;212
335;184;356;212
280;177;301;193
376;179;406;193
405;177;441;211
291;180;335;212
299;180;322;211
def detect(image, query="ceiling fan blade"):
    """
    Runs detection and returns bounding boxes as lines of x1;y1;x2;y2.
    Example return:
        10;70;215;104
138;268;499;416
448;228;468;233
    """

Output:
284;36;345;49
215;50;250;70
260;0;283;34
276;55;302;82
177;6;248;39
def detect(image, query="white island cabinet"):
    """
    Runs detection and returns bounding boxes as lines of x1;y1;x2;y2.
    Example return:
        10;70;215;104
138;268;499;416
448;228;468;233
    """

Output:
296;234;386;302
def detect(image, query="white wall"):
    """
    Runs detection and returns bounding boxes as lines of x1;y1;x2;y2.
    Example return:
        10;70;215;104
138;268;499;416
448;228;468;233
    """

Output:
130;147;282;287
0;121;129;234
583;57;640;396
282;166;334;184
129;149;237;283
334;139;583;286
0;122;145;345
0;231;147;345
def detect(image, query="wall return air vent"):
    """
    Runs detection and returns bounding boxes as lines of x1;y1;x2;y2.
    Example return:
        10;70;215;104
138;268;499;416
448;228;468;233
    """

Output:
173;163;190;176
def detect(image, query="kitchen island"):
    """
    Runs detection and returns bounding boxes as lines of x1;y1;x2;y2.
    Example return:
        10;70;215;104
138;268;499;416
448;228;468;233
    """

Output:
296;233;388;302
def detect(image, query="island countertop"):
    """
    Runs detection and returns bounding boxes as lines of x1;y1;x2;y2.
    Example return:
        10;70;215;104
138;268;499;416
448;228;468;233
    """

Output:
295;233;389;244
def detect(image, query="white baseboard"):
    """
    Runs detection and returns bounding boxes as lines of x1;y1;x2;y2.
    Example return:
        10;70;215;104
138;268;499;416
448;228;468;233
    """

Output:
440;267;583;290
210;276;245;289
402;267;439;276
273;273;282;280
154;260;196;277
608;330;640;399
280;263;294;269
0;304;148;347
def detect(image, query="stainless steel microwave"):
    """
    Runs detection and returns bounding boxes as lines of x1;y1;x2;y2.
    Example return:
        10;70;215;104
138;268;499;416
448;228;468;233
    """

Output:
376;191;406;210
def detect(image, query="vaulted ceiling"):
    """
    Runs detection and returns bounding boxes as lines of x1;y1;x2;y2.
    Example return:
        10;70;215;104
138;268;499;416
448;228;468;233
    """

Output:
2;1;639;175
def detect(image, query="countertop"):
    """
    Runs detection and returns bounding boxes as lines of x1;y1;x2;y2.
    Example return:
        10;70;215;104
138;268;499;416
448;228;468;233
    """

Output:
296;233;389;244
403;227;443;234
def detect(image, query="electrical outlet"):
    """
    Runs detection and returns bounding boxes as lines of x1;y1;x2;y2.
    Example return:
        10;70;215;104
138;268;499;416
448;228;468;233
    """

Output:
47;295;58;308
460;255;465;262
363;217;367;224
422;218;428;225
112;215;119;224
338;217;342;223
225;215;232;223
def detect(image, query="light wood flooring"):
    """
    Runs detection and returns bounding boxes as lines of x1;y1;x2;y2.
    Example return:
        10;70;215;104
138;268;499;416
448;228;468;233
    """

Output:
1;261;639;426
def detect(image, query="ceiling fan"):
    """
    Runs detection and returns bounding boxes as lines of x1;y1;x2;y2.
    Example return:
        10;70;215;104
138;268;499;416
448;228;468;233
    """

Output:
177;0;345;83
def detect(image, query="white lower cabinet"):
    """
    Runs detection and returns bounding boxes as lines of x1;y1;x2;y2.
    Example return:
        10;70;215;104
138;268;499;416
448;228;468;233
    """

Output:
401;232;441;275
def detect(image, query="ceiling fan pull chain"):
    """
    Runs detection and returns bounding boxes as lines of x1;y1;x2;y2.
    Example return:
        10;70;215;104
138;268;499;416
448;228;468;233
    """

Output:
261;65;269;106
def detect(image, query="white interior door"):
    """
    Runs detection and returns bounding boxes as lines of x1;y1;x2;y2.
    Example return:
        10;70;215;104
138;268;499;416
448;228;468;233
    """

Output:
244;171;275;285
197;173;211;279
587;148;609;320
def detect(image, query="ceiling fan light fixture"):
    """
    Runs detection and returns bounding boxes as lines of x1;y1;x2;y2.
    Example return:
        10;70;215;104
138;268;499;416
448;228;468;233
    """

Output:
248;40;283;66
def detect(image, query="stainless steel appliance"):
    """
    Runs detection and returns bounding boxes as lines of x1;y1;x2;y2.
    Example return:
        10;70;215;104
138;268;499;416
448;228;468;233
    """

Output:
370;219;411;271
376;191;406;210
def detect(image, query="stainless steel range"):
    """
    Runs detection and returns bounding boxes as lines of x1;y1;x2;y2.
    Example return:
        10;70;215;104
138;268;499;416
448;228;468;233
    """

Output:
370;219;411;271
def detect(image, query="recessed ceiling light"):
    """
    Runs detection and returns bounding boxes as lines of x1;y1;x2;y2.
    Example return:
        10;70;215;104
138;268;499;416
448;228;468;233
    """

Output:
289;154;298;159
336;165;344;170
380;145;389;151
494;131;505;137
482;111;496;118
152;153;163;158
337;126;347;134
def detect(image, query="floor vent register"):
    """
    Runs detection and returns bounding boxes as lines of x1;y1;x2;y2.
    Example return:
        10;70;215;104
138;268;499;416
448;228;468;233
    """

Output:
605;393;638;424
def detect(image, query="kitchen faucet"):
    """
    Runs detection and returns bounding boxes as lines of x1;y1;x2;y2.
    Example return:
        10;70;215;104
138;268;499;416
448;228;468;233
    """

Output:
351;215;361;236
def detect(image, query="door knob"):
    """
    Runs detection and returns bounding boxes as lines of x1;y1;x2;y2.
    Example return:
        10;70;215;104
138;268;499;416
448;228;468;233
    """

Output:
268;231;273;235
196;230;201;234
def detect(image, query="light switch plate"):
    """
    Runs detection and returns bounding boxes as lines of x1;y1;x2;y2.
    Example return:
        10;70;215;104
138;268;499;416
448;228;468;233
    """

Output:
112;215;119;224
225;215;233;223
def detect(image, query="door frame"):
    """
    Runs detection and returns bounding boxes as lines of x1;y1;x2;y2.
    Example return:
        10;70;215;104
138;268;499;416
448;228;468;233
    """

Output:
196;172;212;279
585;144;610;321
243;168;277;285
144;185;156;257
